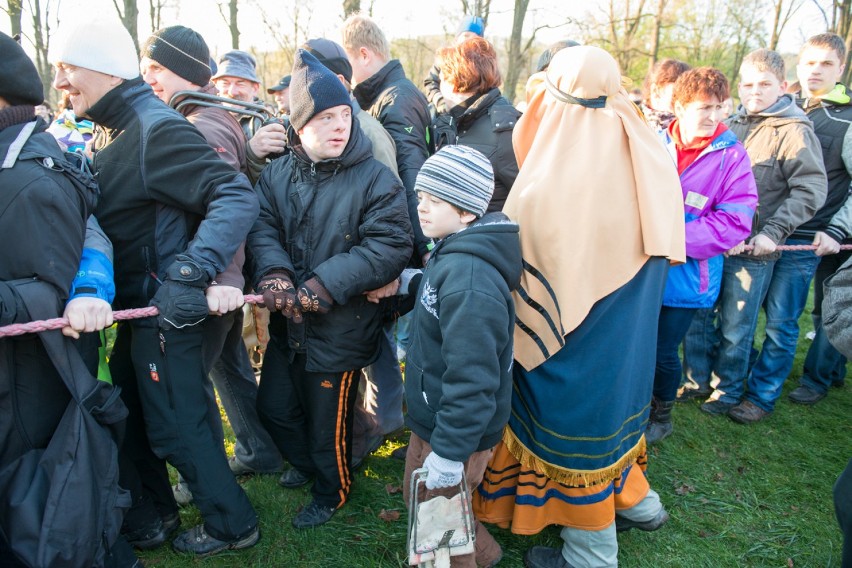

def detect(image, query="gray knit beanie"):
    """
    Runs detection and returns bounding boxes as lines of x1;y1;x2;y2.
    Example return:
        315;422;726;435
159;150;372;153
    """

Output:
414;146;494;217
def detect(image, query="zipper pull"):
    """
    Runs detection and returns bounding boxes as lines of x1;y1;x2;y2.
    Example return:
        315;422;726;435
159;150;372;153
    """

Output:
159;332;166;355
310;162;316;177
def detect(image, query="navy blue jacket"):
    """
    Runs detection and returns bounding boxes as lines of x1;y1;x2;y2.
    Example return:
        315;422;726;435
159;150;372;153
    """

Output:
86;78;259;310
404;213;521;462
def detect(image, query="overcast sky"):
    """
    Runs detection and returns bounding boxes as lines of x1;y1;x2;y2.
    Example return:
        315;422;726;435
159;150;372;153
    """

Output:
2;0;828;62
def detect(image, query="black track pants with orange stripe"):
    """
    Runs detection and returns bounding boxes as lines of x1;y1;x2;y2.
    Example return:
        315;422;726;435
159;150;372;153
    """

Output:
257;335;360;508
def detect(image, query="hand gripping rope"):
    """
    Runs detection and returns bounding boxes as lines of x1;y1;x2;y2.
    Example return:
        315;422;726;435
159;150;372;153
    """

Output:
2;242;852;339
0;293;264;338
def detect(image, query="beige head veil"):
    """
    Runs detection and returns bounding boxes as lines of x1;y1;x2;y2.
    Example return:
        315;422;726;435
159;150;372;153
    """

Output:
505;46;685;371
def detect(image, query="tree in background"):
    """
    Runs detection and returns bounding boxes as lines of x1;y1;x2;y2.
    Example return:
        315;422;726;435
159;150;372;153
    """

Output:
112;0;139;47
217;0;239;48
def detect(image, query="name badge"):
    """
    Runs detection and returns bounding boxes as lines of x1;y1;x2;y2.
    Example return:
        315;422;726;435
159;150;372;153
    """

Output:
685;191;709;210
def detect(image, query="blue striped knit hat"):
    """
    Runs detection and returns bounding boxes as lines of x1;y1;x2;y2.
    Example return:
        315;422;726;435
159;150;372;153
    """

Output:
414;146;494;217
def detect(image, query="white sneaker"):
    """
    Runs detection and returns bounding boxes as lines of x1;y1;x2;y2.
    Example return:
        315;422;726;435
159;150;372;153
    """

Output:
172;482;193;506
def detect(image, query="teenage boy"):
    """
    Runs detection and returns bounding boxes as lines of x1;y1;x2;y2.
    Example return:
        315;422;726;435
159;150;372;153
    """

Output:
788;33;852;406
247;50;413;529
681;49;826;423
400;145;521;568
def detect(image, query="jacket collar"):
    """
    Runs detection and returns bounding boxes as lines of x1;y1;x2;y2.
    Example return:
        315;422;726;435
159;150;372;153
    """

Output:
85;77;152;131
353;60;405;108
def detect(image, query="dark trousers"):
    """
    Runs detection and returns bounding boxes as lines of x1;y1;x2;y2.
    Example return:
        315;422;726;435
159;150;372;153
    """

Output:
110;322;257;540
653;306;698;401
203;309;282;472
257;335;359;508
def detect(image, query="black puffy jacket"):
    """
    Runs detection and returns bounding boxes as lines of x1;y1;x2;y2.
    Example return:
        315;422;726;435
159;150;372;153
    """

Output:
353;60;431;259
248;116;414;372
0;117;96;321
433;88;521;212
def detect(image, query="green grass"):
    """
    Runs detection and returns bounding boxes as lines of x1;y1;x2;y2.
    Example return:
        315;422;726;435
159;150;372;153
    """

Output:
137;293;851;567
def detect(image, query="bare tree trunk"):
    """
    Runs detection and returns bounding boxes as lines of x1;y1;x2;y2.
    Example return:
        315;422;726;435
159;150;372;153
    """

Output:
460;0;492;25
217;0;239;49
112;0;139;49
769;0;802;50
343;0;359;16
149;0;165;33
28;0;52;105
6;0;23;37
504;0;531;104
648;0;667;72
229;0;239;49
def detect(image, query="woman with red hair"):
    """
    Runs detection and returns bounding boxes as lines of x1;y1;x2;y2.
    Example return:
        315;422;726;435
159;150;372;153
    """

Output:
433;37;521;212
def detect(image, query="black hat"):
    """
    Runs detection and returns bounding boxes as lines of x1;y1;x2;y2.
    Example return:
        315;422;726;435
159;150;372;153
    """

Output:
536;40;580;72
267;75;291;94
301;38;353;84
142;26;212;86
289;49;352;131
0;33;44;106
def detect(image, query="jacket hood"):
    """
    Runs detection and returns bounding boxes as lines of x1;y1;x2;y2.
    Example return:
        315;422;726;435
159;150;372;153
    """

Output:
731;93;811;128
432;211;521;289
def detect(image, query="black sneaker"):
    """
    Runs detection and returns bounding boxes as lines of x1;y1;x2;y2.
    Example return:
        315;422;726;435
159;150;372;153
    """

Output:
278;468;311;489
123;518;168;551
523;546;576;568
676;386;712;402
162;512;181;534
788;385;827;405
700;400;736;416
390;444;408;461
171;524;260;558
615;507;670;532
292;501;337;529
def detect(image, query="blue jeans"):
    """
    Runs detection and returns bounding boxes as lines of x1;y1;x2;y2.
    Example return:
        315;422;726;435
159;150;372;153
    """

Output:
682;306;718;392
747;241;820;410
653;306;698;401
683;255;775;403
799;250;851;393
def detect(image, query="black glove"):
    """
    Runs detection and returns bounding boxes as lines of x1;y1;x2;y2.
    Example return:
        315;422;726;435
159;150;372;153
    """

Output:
297;277;333;314
257;271;302;322
150;255;210;331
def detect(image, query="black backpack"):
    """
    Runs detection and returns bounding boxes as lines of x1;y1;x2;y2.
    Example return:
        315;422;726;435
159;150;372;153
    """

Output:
0;280;129;567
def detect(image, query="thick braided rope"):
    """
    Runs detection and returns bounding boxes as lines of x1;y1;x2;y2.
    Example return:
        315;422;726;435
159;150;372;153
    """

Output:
2;243;852;339
0;294;263;338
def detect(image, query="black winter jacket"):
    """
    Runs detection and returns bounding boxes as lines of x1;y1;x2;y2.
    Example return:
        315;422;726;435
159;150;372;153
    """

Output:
248;117;414;373
435;88;521;212
86;78;259;310
0;116;97;323
353;60;431;258
794;85;852;241
404;213;521;462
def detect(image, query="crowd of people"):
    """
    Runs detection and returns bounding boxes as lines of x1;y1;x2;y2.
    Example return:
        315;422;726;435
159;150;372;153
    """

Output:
0;11;850;568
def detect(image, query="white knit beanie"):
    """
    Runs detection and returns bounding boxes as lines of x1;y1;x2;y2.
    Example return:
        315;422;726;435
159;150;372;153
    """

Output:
50;19;139;80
